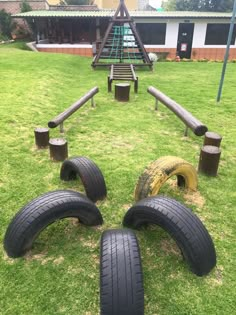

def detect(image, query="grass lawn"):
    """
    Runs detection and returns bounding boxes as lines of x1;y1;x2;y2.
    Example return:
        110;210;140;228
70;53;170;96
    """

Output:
0;42;236;315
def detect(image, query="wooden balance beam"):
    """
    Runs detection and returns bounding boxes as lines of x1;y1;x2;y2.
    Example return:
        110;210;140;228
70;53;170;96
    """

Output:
148;86;208;136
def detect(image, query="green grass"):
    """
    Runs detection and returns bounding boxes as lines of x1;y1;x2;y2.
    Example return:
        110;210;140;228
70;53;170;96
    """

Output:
0;43;236;315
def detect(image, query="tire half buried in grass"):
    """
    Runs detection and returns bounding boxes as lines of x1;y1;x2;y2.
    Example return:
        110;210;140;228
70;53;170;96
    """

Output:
100;229;144;315
123;196;216;276
135;156;198;201
60;156;107;202
4;190;103;258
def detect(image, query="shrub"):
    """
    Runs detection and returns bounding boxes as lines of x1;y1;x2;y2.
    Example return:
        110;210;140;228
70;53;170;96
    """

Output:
20;0;32;13
0;9;14;38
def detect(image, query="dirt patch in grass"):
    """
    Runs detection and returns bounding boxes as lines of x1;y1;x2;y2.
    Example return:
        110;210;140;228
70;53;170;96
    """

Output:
160;239;181;256
53;255;65;265
184;190;206;208
166;178;205;208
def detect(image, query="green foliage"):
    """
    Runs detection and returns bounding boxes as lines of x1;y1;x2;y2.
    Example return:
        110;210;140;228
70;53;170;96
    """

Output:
0;9;14;38
0;47;236;315
163;0;234;12
20;0;32;13
0;33;9;41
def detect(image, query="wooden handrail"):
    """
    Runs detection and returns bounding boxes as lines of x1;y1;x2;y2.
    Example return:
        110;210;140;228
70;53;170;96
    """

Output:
110;65;114;81
130;64;137;81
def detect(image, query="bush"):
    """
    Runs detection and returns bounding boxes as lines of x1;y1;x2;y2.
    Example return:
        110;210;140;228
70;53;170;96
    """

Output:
0;33;9;41
0;9;14;38
20;0;32;13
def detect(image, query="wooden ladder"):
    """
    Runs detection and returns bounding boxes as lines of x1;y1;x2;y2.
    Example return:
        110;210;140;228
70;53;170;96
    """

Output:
108;64;138;93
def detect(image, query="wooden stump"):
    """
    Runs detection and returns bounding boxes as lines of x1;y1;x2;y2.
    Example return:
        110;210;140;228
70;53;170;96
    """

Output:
198;145;221;176
204;131;222;147
49;138;68;162
115;83;130;102
34;127;49;149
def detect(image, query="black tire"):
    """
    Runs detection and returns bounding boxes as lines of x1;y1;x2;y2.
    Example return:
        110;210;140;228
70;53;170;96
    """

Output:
60;156;107;202
123;196;216;276
4;190;103;258
100;229;144;315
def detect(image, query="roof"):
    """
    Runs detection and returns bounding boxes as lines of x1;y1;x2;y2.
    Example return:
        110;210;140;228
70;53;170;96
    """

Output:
13;10;233;19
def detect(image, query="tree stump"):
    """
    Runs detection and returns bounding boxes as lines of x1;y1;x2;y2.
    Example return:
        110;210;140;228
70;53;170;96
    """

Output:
49;138;68;162
115;83;130;102
198;145;221;177
204;131;222;147
34;127;49;149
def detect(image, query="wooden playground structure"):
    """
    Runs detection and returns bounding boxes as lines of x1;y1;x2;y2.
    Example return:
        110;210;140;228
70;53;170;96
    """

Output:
92;0;152;69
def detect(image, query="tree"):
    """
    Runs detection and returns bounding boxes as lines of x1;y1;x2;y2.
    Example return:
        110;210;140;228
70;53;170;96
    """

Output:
163;0;234;12
0;9;14;38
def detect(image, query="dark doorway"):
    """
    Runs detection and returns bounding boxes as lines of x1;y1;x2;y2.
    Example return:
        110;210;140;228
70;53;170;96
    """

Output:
177;23;194;59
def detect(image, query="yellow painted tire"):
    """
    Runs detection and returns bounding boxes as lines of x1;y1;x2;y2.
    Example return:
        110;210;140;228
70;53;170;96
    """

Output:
135;156;198;201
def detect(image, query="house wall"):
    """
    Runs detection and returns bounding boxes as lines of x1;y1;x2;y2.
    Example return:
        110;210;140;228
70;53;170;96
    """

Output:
191;20;236;60
135;18;236;60
37;43;93;56
47;0;59;4
25;14;236;61
94;0;138;10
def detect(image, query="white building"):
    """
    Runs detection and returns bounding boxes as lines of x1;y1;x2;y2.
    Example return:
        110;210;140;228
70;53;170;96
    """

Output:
14;10;236;60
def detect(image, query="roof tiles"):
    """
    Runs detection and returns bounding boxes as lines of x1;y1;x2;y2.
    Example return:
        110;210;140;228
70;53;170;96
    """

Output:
13;10;233;19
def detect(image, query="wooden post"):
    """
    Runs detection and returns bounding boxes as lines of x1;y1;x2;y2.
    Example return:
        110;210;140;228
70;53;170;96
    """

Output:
198;145;221;176
49;138;68;162
134;77;138;94
70;20;73;44
155;98;158;111
204;131;222;147
96;17;101;41
35;19;39;44
34;127;49;148
91;97;95;107
184;126;189;137
115;83;130;102
108;76;112;92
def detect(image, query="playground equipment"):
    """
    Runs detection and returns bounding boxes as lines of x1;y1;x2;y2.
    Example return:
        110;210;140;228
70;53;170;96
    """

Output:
48;87;99;133
49;138;68;162
123;196;216;276
108;64;138;93
135;156;198;201
100;229;144;315
60;156;107;202
4;190;103;258
198;145;221;176
115;83;130;102
198;132;222;177
34;127;49;148
204;131;222;147
148;86;208;136
92;0;152;68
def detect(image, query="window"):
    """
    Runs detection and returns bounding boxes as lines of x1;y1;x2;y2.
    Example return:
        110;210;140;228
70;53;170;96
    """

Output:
136;23;166;45
205;23;236;45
